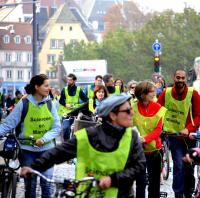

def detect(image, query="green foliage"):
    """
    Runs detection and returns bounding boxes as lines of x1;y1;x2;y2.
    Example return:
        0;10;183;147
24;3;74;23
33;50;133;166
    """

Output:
63;8;200;84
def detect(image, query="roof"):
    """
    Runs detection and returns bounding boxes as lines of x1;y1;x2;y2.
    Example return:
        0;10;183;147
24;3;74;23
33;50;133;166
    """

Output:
39;3;79;39
0;22;32;50
55;3;78;23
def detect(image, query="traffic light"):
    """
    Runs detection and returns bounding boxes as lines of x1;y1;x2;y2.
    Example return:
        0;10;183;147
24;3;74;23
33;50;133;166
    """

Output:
154;55;160;73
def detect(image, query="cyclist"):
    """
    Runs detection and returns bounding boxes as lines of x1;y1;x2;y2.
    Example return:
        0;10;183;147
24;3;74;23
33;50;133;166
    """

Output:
132;81;167;198
103;74;120;95
88;85;108;115
0;74;61;198
85;75;103;99
58;73;88;141
114;78;125;93
127;80;138;105
157;69;200;198
21;93;146;198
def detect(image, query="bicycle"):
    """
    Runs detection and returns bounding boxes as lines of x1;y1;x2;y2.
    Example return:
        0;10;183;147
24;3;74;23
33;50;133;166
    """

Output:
28;169;104;198
186;132;200;198
0;133;36;198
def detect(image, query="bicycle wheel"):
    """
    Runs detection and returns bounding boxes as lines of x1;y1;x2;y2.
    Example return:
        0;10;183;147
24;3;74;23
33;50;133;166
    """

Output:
162;141;170;180
2;171;18;198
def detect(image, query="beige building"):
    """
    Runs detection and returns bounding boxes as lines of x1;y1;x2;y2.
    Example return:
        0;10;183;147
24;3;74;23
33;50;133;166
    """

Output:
38;3;89;85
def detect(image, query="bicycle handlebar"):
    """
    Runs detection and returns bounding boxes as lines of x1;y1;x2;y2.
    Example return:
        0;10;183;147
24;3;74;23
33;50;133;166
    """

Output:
30;169;98;185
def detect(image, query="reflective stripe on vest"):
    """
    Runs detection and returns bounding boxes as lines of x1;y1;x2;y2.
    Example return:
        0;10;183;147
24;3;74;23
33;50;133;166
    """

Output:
132;103;167;152
89;98;94;113
23;102;54;145
163;87;193;133
87;85;94;99
75;127;132;197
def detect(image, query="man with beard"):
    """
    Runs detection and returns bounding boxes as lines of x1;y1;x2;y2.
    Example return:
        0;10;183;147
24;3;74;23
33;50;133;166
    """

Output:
103;74;120;96
157;69;200;198
58;73;88;141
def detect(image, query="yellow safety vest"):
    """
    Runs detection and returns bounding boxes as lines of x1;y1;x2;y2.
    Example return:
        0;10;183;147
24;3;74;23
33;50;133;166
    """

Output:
132;102;167;152
163;87;193;133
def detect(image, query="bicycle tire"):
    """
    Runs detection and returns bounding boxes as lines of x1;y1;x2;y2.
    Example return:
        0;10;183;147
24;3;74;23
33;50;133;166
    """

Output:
2;171;18;198
162;141;170;180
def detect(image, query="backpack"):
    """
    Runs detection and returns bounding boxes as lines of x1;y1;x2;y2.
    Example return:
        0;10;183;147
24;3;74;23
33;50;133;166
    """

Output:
15;98;52;137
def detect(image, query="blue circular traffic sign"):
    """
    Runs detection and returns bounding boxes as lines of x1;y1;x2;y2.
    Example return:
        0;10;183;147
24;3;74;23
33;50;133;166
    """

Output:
152;42;161;52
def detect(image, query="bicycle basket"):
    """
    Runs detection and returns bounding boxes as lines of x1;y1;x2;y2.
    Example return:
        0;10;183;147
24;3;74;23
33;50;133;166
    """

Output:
1;135;18;159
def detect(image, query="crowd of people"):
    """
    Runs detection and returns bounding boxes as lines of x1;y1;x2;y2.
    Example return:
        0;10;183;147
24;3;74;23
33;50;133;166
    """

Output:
0;69;200;198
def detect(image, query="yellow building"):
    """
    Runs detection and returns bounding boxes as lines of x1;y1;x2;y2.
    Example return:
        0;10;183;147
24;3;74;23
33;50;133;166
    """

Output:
39;3;88;81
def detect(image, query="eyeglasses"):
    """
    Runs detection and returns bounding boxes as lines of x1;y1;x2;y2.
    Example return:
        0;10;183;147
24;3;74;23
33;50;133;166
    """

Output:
118;108;132;114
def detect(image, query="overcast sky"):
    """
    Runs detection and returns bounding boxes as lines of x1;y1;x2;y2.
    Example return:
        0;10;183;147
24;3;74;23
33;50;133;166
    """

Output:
132;0;200;13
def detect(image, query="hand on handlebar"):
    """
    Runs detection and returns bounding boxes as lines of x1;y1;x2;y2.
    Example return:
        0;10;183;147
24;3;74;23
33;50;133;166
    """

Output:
99;176;111;189
20;166;34;178
35;139;45;147
179;128;189;136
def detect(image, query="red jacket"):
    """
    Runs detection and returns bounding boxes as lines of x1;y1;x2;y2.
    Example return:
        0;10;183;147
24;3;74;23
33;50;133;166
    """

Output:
157;86;200;132
137;101;163;149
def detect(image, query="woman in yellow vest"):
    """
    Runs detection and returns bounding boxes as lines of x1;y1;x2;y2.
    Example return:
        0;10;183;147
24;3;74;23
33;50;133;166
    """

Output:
0;74;61;198
132;81;167;198
114;78;125;93
88;85;108;115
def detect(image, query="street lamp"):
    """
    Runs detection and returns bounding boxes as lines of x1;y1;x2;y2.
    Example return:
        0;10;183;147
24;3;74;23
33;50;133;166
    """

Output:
0;24;15;34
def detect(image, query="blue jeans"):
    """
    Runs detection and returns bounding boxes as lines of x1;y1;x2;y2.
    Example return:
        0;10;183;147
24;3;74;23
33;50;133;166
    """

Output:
169;137;195;197
62;117;74;141
20;149;54;198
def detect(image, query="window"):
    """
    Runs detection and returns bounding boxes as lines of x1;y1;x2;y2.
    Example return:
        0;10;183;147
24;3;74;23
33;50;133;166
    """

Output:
27;53;32;63
15;36;21;44
16;53;22;62
25;36;32;44
47;71;56;78
58;40;65;49
28;71;31;79
50;39;65;49
3;35;10;44
17;70;23;79
5;53;12;62
47;54;56;64
50;39;56;49
6;70;12;79
69;26;72;31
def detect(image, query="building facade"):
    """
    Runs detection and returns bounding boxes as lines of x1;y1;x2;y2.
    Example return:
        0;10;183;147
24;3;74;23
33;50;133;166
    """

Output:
0;22;32;95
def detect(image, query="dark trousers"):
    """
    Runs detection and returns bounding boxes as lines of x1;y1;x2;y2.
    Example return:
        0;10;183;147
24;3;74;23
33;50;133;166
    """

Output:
136;150;162;198
62;117;74;141
146;150;162;198
169;137;195;198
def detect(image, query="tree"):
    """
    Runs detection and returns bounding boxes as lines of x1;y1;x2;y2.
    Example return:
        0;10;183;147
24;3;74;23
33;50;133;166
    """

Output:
62;8;200;84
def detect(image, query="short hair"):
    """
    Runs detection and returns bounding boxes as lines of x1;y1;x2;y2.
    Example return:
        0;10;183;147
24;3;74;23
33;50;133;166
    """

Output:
174;68;187;77
67;73;77;81
135;80;156;101
24;74;48;94
15;90;22;96
95;75;103;80
93;85;108;100
103;74;113;84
